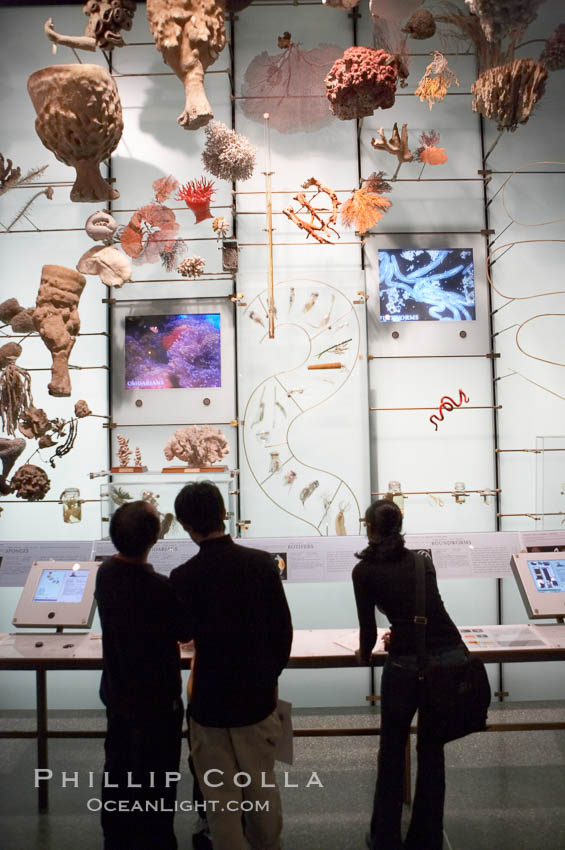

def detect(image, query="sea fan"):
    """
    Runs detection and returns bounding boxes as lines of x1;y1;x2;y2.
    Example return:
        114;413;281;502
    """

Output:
416;130;448;165
153;174;179;203
340;175;392;233
176;178;215;223
121;203;180;266
415;51;459;109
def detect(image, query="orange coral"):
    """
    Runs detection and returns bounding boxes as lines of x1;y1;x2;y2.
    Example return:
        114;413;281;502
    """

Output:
415;51;459;109
419;146;448;165
340;184;392;233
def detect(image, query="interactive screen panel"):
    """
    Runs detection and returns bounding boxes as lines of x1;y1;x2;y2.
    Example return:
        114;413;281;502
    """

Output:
12;561;98;628
511;552;565;619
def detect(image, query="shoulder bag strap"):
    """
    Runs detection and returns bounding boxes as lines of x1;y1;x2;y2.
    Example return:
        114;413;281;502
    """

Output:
413;552;427;675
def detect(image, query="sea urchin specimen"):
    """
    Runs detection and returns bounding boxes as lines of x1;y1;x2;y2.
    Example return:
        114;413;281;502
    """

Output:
176;177;216;223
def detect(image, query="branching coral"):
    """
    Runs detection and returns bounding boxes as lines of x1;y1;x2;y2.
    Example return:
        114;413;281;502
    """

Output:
10;464;51;501
202;122;257;182
176;178;215;223
325;46;406;120
472;58;547;130
0;343;33;437
371;123;414;165
415;51;459;109
116;434;132;467
283;177;341;244
178;256;206;278
163;425;229;466
340;172;392;233
121;175;185;270
540;23;565;72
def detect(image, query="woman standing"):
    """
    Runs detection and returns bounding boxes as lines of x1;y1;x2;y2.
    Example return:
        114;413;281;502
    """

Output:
352;499;467;850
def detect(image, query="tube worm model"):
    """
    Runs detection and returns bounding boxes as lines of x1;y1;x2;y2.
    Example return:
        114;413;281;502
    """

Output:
33;265;87;397
429;389;470;431
27;65;123;202
146;0;226;130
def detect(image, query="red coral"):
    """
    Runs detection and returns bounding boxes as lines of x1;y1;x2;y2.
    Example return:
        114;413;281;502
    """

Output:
176;178;216;223
120;203;180;265
153;175;179;203
325;46;405;120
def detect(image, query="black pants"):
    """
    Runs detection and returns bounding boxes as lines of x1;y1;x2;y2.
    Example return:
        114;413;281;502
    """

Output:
369;645;467;850
101;700;184;850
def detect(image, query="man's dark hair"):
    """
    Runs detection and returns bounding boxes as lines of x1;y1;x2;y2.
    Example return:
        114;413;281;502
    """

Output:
174;481;226;536
109;500;160;558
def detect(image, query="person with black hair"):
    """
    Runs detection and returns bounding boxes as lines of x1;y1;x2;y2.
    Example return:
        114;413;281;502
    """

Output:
95;500;186;850
170;481;293;850
352;499;466;850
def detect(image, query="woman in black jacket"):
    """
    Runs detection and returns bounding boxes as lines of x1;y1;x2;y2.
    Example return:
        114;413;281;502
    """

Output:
352;499;466;850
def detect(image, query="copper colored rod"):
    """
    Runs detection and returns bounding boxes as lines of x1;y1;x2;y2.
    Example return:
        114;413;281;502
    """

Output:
496;448;565;453
307;362;342;370
371;489;501;496
497;512;565;518
369;405;502;411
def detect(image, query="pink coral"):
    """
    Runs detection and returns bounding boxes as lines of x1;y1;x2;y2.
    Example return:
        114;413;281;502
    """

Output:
121;203;180;265
176;178;215;223
324;46;405;120
163;425;229;466
153;175;179;203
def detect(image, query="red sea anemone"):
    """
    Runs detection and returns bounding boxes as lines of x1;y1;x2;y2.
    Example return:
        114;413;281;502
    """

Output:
176;178;216;223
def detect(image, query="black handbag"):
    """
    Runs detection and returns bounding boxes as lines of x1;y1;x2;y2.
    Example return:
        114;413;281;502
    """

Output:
413;553;491;743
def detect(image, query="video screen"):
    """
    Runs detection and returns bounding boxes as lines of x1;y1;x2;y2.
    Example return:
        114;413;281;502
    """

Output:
33;569;89;604
528;559;565;593
378;248;476;322
125;313;221;390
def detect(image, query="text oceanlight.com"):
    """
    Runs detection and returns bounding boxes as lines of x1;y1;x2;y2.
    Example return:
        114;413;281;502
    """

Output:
86;799;271;813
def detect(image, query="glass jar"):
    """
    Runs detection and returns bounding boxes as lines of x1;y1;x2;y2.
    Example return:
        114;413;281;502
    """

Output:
60;488;82;523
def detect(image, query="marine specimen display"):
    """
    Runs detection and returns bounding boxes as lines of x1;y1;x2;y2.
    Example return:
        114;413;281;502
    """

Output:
222;241;238;273
324;46;407;120
10;464;51;501
472;59;547;131
415;51;459;109
163;425;229;466
242;33;341;133
33;265;87;397
371;123;413;169
116;434;132;467
464;0;543;42
178;256;206;278
125;313;221;389
27;64;123;202
85;211;118;242
176;178;215;223
44;1;136;51
0;343;33;437
74;400;92;418
335;501;349;535
430;389;470;431
0;156;47;196
60;487;82;524
284;469;297;487
540;24;565;71
77;245;132;288
202;122;257;182
120;176;185;271
0;437;26;494
378;249;475;322
283;178;340;244
402;8;436;40
0;300;35;334
415;130;448;165
212;216;229;238
300;479;319;505
340;172;392;233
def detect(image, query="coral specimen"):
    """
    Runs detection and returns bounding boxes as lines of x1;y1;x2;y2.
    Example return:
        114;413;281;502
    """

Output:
415;51;459;109
10;464;51;501
324;46;407;120
0;344;33;437
163;425;229;466
0;437;26;494
120;175;185;270
416;130;448;165
340;172;392;233
212;216;229;238
85;210;118;242
178;256;205;278
116;434;132;467
464;1;543;42
134;446;143;468
202;122;257;182
283;177;340;244
74;399;92;418
27;65;123;203
44;1;136;51
472;58;547;130
371;123;414;166
77;245;132;288
146;0;226;130
176;177;215;223
33;265;87;397
242;34;342;133
402;8;436;40
540;24;565;71
18;406;51;440
0;156;48;196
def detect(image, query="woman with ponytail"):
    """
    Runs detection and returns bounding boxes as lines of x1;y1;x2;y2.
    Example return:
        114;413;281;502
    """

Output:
353;499;466;850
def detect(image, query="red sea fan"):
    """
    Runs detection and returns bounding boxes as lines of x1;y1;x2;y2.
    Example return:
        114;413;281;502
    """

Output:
176;178;215;223
121;203;180;265
153;175;179;203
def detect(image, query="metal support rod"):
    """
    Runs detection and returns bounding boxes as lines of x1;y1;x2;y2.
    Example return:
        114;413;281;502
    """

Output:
371;489;501;497
36;670;48;813
497;512;565;518
496;447;565;453
369;405;501;412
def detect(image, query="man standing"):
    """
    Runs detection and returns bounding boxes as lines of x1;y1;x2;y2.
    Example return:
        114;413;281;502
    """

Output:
170;482;293;850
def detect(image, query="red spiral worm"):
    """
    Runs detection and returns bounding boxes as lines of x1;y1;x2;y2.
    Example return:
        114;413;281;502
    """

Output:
429;389;469;431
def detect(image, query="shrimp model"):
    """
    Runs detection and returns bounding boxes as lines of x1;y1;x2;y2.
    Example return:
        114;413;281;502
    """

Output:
429;389;469;431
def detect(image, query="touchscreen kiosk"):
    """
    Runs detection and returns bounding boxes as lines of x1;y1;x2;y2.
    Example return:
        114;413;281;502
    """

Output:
510;553;565;620
12;561;99;629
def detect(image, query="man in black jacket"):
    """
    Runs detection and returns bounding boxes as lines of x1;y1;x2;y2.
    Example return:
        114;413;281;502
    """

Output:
96;500;185;850
170;482;293;850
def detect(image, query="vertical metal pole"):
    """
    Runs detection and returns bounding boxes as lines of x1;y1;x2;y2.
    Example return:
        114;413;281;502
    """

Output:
36;670;48;813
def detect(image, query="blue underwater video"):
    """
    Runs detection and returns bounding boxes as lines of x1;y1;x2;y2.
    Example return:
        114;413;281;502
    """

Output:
378;249;476;322
125;313;221;389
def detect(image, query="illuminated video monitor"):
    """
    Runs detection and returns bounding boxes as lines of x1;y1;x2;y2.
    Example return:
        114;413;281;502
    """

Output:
511;553;565;619
125;313;221;390
13;561;99;629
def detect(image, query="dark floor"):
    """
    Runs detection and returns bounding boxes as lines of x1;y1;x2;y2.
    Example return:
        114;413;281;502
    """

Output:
1;703;565;850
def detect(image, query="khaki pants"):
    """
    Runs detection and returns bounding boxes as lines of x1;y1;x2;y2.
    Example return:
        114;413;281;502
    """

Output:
190;711;283;850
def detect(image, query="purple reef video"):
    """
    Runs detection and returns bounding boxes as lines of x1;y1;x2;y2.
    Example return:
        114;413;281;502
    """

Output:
125;313;221;389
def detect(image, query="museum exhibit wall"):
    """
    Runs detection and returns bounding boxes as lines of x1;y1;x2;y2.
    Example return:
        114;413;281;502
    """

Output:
0;1;563;709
